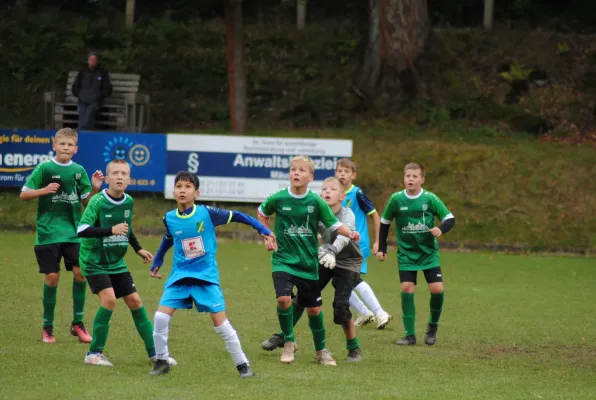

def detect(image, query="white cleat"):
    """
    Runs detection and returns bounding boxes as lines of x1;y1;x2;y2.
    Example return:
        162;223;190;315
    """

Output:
376;312;393;330
150;356;178;366
314;349;337;366
281;342;297;364
355;311;375;326
84;353;114;367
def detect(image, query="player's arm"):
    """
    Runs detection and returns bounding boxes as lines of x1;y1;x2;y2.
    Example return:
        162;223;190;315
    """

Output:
357;189;380;252
209;206;277;251
327;210;356;254
428;195;455;238
80;169;104;207
20;164;58;201
316;197;358;241
129;229;153;263
150;217;174;278
77;196;128;237
377;195;396;261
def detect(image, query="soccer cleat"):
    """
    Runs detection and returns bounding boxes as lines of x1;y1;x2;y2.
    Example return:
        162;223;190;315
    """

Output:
314;349;337;366
71;323;92;343
236;363;255;378
149;359;171;376
347;348;362;362
376;312;393;330
280;342;297;364
354;311;375;326
41;326;56;344
150;356;178;366
424;323;438;346
260;333;284;351
395;335;417;346
84;352;114;367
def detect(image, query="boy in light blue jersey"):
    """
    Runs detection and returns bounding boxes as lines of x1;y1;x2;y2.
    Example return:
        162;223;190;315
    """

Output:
336;158;392;329
149;172;276;378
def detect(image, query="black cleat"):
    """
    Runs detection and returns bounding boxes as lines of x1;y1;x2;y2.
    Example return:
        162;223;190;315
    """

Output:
347;348;362;362
149;359;171;375
237;363;255;378
260;333;284;351
424;324;438;346
395;335;417;346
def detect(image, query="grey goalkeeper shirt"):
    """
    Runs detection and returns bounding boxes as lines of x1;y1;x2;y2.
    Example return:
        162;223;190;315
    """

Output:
318;206;363;273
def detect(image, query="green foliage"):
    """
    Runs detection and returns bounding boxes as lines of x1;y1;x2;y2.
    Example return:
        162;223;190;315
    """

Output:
500;61;534;83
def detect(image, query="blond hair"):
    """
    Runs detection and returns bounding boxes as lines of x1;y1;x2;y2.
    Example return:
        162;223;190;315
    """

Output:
106;159;130;174
55;128;78;144
322;176;345;191
290;155;315;174
404;162;425;177
336;158;357;173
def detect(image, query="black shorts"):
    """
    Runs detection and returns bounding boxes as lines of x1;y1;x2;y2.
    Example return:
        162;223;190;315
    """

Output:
318;266;360;307
34;242;80;274
87;272;137;299
272;271;322;308
399;267;443;285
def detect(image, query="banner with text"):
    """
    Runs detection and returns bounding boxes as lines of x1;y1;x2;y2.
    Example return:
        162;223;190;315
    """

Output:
165;134;353;202
0;129;166;191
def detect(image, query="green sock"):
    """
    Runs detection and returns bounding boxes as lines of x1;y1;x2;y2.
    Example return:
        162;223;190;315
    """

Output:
401;292;416;336
346;336;360;350
308;311;326;351
42;284;57;328
72;280;87;324
277;305;295;342
131;306;156;357
429;291;444;326
89;306;112;353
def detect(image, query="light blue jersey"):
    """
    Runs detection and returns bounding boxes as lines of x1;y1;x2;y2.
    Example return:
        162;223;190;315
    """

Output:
343;185;376;274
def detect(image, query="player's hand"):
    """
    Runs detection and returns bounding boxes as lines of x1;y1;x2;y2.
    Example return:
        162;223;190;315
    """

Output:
428;227;442;238
111;223;128;235
372;242;379;254
150;265;162;279
349;231;360;243
376;251;387;261
262;233;278;252
91;170;105;190
137;249;153;263
44;183;60;195
320;253;336;269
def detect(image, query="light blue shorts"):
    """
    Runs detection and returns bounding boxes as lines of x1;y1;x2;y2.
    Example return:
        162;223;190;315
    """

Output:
159;279;226;313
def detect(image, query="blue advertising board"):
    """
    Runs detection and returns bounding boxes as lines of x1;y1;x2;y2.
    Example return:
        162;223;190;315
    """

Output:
0;129;166;192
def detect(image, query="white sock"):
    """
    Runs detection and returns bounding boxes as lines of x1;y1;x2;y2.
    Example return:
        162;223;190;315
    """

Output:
349;291;371;315
355;281;384;316
153;311;171;360
214;319;249;366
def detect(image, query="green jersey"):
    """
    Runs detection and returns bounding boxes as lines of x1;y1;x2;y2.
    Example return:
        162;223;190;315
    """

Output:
381;189;454;271
259;187;341;280
22;158;92;245
78;190;134;276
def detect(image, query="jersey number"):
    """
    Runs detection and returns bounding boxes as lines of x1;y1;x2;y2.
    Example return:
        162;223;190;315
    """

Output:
182;236;205;259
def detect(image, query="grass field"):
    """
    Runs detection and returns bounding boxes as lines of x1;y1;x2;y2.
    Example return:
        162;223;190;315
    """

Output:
1;233;595;400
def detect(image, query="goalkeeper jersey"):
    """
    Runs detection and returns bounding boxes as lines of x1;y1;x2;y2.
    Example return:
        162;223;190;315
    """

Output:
318;206;363;273
381;189;453;271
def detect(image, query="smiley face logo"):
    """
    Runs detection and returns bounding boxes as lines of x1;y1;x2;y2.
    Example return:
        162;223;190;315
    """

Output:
128;144;150;166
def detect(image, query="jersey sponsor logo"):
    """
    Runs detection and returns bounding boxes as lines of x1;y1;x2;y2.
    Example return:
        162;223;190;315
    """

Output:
102;234;128;246
105;214;112;218
307;206;314;213
401;221;430;234
52;191;79;204
283;215;313;237
282;207;292;211
400;206;408;210
51;175;60;179
124;210;130;218
182;236;206;259
196;221;205;233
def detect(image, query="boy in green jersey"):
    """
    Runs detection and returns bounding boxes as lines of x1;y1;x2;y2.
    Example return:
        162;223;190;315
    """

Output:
258;155;359;365
377;163;455;346
20;128;103;344
77;159;174;368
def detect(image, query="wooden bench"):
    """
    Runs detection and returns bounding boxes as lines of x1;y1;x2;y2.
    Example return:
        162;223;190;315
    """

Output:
44;71;150;132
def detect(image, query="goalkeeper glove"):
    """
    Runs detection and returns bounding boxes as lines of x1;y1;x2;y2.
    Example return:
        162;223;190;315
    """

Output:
318;244;338;269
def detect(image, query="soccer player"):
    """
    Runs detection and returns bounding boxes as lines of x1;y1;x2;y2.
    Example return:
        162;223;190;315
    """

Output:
78;159;171;367
335;158;392;329
148;171;276;378
376;162;455;346
260;177;364;362
258;155;359;366
20;127;103;344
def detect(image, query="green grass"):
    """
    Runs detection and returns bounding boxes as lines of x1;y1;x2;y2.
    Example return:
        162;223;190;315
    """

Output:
1;233;595;399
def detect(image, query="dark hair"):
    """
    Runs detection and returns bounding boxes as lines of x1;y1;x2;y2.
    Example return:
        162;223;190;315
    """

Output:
174;171;200;189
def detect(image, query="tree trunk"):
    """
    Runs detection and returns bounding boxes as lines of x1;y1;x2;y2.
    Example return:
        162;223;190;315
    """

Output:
483;0;495;31
355;0;382;99
379;0;429;104
297;0;307;30
125;0;135;28
225;0;248;134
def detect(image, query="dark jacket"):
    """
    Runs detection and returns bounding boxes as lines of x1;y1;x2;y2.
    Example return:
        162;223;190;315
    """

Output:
71;65;113;104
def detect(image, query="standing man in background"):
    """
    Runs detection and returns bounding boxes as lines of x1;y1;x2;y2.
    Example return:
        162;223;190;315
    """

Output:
72;51;112;131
